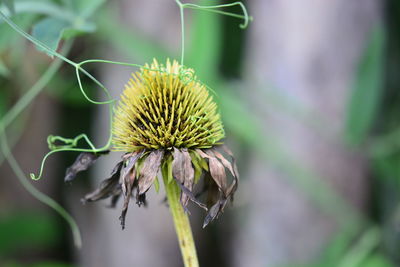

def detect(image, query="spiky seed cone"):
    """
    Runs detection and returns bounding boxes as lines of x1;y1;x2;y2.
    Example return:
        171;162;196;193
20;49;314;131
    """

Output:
112;59;225;152
77;59;238;229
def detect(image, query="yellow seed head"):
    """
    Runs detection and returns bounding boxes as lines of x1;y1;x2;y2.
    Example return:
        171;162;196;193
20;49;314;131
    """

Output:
112;59;225;152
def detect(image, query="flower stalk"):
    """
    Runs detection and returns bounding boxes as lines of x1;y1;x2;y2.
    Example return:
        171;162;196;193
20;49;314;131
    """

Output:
164;174;199;267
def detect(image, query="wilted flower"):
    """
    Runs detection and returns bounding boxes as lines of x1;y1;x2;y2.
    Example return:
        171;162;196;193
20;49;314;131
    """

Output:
66;59;238;228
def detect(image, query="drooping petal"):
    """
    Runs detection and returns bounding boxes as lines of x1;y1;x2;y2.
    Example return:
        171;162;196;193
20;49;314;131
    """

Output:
203;174;219;206
138;150;164;195
120;150;144;195
83;161;123;203
119;151;146;229
203;199;225;228
136;193;147;207
172;148;195;208
202;174;225;228
109;194;121;208
173;176;208;211
204;150;228;196
222;145;239;178
213;149;235;178
120;167;136;229
220;145;239;199
65;151;109;182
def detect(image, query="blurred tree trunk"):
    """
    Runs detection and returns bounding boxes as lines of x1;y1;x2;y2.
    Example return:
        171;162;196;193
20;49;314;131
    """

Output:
232;1;381;266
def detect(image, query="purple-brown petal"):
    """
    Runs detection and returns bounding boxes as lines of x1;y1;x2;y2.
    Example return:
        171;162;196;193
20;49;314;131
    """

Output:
120;151;142;180
172;148;195;208
109;193;121;208
120;151;143;195
204;174;220;207
82;161;123;203
222;145;239;178
213;149;236;178
172;148;185;184
138;150;164;195
203;199;226;228
173;177;208;211
205;150;228;196
65;151;108;182
136;192;147;207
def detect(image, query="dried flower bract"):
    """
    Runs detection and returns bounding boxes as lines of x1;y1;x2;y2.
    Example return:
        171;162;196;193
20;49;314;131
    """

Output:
66;59;238;228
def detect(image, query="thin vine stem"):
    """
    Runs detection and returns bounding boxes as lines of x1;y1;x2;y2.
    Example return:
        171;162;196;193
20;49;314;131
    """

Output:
181;2;252;29
0;11;74;65
176;1;186;65
0;112;26;166
0;10;115;106
0;124;82;248
175;0;251;65
0;0;252;254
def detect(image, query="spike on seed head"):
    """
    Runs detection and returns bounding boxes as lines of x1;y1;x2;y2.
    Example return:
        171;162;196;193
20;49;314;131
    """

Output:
70;59;238;229
111;59;225;152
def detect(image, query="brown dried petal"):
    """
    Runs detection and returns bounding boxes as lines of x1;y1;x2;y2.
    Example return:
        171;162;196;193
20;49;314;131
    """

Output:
205;150;228;196
202;169;235;227
109;193;121;208
138;150;164;195
220;145;239;199
213;149;235;178
119;152;145;229
204;174;220;207
136;193;147;207
195;149;209;160
172;148;195;208
120;151;143;195
173;177;208;211
203;199;225;228
222;145;239;178
120;168;135;230
65;151;108;182
83;161;123;202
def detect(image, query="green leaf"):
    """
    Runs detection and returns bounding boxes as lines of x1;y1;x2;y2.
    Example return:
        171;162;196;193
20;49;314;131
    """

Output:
344;25;386;144
31;17;69;56
0;212;61;255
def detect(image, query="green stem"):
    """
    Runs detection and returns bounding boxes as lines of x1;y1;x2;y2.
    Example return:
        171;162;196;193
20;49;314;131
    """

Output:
0;125;82;248
164;178;199;267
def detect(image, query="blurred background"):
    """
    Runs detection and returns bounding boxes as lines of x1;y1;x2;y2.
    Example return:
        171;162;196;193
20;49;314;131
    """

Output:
0;0;398;266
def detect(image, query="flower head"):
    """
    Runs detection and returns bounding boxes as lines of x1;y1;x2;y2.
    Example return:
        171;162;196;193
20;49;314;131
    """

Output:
66;59;238;228
112;59;225;151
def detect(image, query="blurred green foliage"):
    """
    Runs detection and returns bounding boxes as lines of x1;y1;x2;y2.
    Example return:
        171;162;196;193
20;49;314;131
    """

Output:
0;0;399;266
0;212;61;255
345;25;386;145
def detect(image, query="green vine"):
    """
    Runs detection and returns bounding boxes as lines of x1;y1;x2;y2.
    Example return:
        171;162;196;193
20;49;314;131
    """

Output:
0;0;251;255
